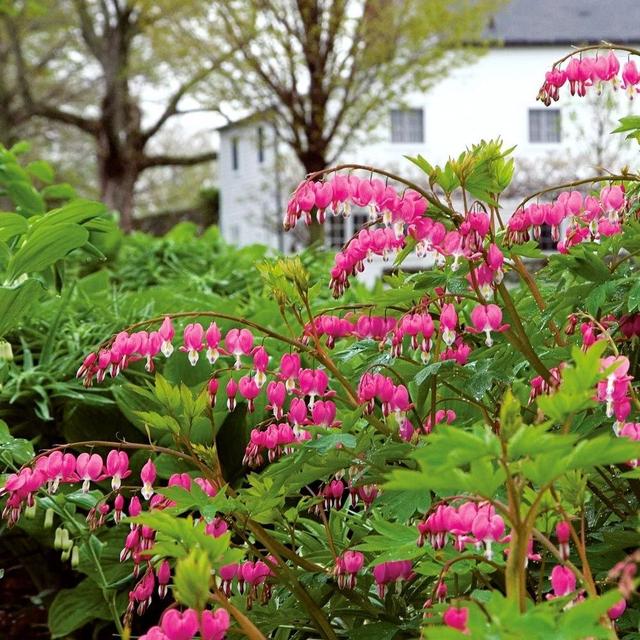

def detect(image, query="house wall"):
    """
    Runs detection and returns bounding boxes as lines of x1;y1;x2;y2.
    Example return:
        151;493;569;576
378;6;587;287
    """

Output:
218;123;284;250
218;45;637;276
340;46;635;171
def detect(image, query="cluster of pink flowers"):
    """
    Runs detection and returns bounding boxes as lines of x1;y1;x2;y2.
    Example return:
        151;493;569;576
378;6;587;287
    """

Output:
243;422;303;467
118;471;224;621
569;311;640;349
400;409;458;441
356;374;461;440
307;301;505;362
309;476;379;515
139;607;230;640
284;169;508;300
223;356;333;416
538;51;639;105
239;367;339;467
423;409;457;434
544;543;630;622
417;502;508;561
285;174;427;230
529;353;635;419
528;365;564;404
0;450;238;629
528;354;638;461
357;372;412;420
217;558;277;607
1;449;143;526
334;550;365;589
507;186;628;252
329;227;406;296
77;319;261;386
597;355;633;424
372;560;414;598
326;204;501;297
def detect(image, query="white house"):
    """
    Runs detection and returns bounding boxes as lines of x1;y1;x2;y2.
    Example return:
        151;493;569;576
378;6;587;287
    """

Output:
217;0;640;282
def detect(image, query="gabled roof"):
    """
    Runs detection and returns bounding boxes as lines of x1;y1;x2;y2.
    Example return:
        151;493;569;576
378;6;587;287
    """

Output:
487;0;640;45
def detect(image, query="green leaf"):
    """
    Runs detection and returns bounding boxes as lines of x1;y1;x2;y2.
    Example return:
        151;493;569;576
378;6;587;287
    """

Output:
302;432;356;453
376;486;430;521
6;180;45;215
612;115;640;133
7;223;89;280
8;141;31;155
0;279;42;336
135;410;180;433
404;153;434;175
509;241;545;259
0;212;29;241
466;457;506;496
26;160;55;184
174;548;212;610
36;199;106;226
500;389;522;441
0;419;34;465
414;360;451;385
567;435;640;470
41;183;77;200
48;579;113;638
537;343;607;422
628;278;640;312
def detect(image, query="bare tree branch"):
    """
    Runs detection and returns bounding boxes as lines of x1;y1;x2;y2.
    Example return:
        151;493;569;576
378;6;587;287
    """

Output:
141;150;217;170
72;0;103;59
141;65;217;144
31;103;99;135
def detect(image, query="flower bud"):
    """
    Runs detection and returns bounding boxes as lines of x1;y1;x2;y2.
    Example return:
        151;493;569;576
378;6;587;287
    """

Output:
0;340;13;361
54;527;64;549
44;508;55;529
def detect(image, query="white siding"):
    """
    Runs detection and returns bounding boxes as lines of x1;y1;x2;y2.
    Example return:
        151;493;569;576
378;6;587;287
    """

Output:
339;46;635;171
218;45;638;283
218;123;284;250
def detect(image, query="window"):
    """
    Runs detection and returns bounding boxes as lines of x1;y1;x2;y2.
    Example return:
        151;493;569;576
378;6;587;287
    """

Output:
529;109;561;143
325;209;371;249
537;223;558;251
326;215;346;249
390;108;424;143
352;211;369;234
257;127;265;163
231;137;239;170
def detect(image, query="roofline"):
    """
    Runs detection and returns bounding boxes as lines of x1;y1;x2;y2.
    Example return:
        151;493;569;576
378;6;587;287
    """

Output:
500;39;640;46
216;109;275;132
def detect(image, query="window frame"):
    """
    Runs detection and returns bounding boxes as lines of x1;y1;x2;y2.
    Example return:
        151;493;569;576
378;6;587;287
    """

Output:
390;108;425;144
528;108;561;143
231;136;239;171
325;209;371;250
257;126;265;164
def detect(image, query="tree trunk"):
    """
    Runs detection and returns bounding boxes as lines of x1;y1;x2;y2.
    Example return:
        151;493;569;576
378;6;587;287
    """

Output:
300;151;328;246
98;150;138;231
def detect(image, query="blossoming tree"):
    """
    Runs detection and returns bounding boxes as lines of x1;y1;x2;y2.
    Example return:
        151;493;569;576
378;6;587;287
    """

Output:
3;44;640;639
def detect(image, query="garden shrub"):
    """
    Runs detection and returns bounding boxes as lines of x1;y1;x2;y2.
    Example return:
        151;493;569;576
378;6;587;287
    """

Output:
2;45;640;640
